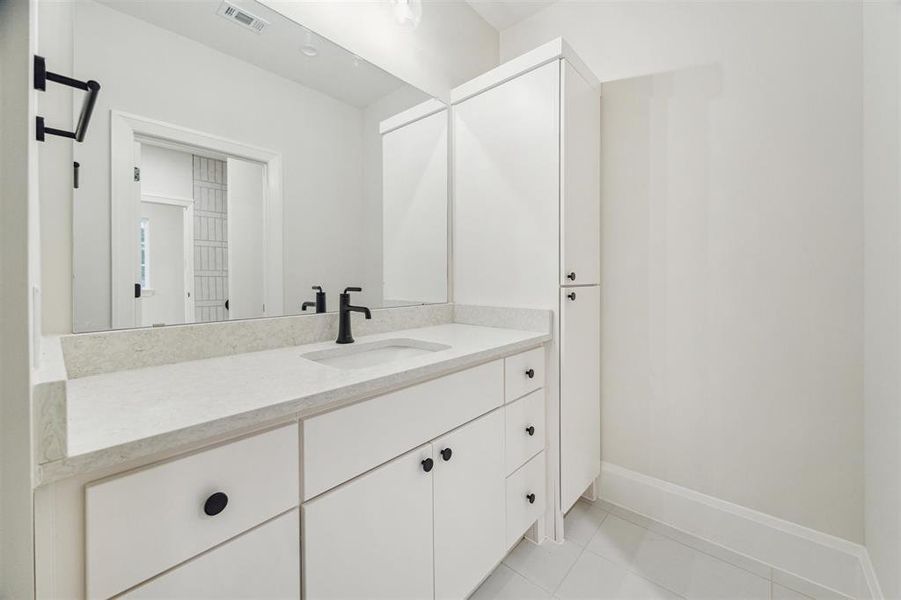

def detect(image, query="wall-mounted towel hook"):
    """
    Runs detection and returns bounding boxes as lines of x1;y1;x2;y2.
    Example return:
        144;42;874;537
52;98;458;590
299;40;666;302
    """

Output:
33;55;100;143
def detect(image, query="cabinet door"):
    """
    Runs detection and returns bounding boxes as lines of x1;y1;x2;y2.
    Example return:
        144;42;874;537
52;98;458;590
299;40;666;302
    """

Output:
302;444;434;600
560;61;600;286
433;410;505;600
123;509;300;599
454;60;560;309
560;286;601;512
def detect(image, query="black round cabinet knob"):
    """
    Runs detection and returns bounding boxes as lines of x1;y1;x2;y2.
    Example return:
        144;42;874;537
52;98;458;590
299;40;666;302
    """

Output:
525;368;535;379
204;492;229;516
440;448;453;462
421;458;434;472
526;493;536;504
526;426;536;436
568;292;577;301
567;272;576;281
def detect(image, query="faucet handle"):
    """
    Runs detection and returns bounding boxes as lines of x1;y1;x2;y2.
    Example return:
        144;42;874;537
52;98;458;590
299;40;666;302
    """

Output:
312;285;323;292
343;287;362;294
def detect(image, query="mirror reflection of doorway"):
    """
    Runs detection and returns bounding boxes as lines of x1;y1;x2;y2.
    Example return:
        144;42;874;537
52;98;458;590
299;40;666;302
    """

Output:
137;201;188;327
134;143;195;328
133;142;265;327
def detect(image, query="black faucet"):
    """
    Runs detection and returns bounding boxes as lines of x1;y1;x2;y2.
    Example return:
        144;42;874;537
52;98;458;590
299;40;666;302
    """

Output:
301;286;327;313
336;287;371;344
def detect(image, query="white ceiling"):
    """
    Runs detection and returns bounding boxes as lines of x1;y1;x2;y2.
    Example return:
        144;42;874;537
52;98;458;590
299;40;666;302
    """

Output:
96;0;426;108
464;0;558;31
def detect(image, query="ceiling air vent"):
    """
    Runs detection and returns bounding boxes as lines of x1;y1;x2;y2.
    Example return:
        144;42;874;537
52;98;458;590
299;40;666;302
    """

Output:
216;2;269;33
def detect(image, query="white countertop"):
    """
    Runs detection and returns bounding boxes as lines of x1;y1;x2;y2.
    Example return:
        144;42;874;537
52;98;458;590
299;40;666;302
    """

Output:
42;323;548;483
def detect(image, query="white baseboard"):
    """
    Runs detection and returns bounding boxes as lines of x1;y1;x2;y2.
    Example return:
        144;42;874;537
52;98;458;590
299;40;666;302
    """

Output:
860;548;885;600
598;462;879;600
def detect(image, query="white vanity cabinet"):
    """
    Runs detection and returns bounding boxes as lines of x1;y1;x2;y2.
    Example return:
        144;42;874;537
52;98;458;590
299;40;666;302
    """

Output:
84;424;299;599
302;351;544;600
433;409;505;600
453;39;602;526
42;345;546;600
122;509;300;600
303;444;436;600
303;408;506;600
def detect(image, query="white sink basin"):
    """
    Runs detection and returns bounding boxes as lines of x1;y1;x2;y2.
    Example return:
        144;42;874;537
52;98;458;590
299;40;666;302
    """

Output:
302;338;451;369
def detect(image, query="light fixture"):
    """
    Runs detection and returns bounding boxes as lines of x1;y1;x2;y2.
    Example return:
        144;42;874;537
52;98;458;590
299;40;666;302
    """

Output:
391;0;422;29
300;29;318;57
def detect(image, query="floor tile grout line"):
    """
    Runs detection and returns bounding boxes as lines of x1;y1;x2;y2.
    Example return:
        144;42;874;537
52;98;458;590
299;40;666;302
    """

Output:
550;509;613;597
503;508;610;597
600;503;837;599
580;541;691;600
597;502;775;584
581;510;692;600
550;534;588;596
583;509;768;600
501;546;566;596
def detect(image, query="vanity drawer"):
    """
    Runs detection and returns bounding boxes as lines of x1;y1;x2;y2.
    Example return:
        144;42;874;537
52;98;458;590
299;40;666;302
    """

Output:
85;424;299;600
123;509;300;599
505;451;546;549
302;360;503;500
505;389;545;475
504;347;544;403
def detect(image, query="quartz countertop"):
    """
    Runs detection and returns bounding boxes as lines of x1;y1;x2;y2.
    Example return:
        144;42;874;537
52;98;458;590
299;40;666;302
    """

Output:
40;323;549;484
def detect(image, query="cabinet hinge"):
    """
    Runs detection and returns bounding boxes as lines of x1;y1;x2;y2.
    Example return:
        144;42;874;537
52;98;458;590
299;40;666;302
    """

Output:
133;166;141;182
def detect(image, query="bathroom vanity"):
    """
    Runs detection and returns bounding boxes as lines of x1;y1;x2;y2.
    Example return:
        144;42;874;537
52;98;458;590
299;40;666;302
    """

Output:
33;308;552;599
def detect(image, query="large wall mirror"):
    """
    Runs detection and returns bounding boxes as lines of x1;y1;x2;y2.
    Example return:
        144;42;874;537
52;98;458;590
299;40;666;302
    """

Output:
70;0;448;332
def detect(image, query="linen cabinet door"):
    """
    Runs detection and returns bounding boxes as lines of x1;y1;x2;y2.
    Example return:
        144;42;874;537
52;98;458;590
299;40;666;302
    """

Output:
560;61;600;287
453;60;560;309
559;285;601;513
302;444;435;600
433;410;505;600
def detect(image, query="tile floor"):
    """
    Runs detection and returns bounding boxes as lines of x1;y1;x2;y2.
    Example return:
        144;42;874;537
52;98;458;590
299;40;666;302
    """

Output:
471;500;821;600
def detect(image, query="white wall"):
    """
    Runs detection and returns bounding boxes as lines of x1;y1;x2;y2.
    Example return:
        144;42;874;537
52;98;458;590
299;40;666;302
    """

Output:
863;3;901;597
501;2;865;541
36;0;73;335
259;0;498;101
58;0;369;332
0;0;36;596
141;144;194;201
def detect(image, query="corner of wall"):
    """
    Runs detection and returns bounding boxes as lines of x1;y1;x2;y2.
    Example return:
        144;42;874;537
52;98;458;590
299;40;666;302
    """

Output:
0;0;38;596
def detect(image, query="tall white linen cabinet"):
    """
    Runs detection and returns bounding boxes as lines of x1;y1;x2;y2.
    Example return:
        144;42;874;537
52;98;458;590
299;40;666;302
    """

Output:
453;39;601;538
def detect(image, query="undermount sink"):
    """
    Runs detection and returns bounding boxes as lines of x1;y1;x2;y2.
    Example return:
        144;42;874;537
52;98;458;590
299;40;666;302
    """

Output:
302;338;451;369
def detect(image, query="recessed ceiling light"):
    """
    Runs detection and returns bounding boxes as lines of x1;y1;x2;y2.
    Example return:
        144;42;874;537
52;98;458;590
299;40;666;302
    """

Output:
391;0;422;29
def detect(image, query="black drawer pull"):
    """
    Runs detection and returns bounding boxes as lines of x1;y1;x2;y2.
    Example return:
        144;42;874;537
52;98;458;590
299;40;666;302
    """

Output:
440;448;453;461
526;493;536;504
526;426;535;436
525;368;535;379
204;492;228;516
421;458;434;472
567;272;576;281
567;292;577;301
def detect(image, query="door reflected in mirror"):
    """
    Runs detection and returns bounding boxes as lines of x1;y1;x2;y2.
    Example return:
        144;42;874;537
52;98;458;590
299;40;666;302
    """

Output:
65;0;447;332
